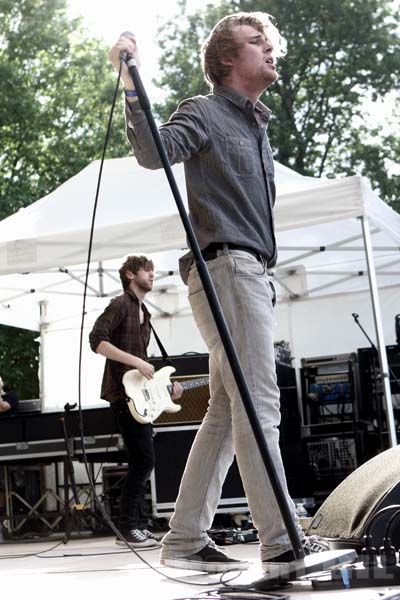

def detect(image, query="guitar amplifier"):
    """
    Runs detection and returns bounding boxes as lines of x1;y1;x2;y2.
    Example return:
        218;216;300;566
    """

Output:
149;354;210;425
149;353;209;376
153;374;210;425
150;424;248;518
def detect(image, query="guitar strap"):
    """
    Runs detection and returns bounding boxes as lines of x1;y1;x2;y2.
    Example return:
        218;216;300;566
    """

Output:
149;323;173;366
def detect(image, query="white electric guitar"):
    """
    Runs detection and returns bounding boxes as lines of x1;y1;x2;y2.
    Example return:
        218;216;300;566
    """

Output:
122;365;209;424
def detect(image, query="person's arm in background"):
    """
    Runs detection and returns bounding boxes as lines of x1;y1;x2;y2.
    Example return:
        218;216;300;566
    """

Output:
0;378;18;413
89;297;155;380
90;319;182;397
95;340;155;380
0;397;11;413
0;377;10;412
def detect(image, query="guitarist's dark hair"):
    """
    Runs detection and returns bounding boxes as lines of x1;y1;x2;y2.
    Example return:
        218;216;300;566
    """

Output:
119;255;154;289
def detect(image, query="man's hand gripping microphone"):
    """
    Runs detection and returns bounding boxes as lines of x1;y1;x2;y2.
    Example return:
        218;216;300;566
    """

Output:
118;32;150;111
119;31;135;63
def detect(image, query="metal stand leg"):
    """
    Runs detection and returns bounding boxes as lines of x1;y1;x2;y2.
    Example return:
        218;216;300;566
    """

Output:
60;403;106;543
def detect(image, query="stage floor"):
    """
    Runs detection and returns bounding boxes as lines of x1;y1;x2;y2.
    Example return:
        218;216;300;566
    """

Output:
1;535;398;600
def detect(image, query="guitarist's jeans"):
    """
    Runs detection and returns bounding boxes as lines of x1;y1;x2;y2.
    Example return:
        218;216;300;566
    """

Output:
111;399;154;530
161;249;302;562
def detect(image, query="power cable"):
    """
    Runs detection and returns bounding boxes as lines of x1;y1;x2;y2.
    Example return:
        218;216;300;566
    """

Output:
364;504;400;538
0;539;64;559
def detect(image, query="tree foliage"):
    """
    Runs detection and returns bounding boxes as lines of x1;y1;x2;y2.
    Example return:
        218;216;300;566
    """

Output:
0;0;131;398
0;0;130;221
0;325;39;399
154;0;400;212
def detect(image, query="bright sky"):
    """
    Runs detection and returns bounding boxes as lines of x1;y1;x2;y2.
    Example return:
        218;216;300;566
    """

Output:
66;0;220;101
67;0;396;125
67;0;208;43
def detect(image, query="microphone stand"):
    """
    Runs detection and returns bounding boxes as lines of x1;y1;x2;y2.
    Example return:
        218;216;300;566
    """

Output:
123;54;304;561
60;402;84;543
352;312;378;349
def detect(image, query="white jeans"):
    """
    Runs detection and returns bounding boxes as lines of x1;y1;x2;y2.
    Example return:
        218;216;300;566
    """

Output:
161;249;301;562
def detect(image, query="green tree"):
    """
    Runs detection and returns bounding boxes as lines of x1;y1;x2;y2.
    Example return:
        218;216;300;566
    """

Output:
0;0;129;221
154;0;400;212
0;325;39;399
0;0;130;397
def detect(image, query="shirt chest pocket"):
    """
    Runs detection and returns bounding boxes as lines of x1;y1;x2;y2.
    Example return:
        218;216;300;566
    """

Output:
224;136;256;177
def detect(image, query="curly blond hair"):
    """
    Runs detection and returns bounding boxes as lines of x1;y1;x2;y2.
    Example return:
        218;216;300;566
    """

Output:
202;11;286;86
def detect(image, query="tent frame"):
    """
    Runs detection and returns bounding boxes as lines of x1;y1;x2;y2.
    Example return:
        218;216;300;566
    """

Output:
360;216;396;446
1;220;397;446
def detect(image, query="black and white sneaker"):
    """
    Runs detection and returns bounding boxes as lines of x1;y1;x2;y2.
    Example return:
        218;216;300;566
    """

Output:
116;528;161;549
160;540;249;573
262;535;329;575
142;529;162;544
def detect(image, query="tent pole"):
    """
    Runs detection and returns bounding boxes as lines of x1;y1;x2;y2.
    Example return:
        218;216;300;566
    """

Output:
39;300;48;409
287;301;301;412
98;262;104;297
359;216;397;447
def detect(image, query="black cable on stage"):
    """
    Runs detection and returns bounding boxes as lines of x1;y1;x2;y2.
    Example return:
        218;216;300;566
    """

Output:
0;547;130;560
72;58;242;589
169;588;292;600
0;539;64;560
384;506;400;540
365;504;400;538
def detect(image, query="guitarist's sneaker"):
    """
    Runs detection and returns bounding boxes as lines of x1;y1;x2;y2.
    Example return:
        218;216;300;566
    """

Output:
160;540;249;573
116;529;161;549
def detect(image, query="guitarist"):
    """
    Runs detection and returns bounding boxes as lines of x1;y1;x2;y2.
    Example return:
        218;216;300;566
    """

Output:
89;255;182;549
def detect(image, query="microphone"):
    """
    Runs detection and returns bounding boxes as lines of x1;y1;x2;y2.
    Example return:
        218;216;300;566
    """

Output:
119;30;135;62
118;32;151;111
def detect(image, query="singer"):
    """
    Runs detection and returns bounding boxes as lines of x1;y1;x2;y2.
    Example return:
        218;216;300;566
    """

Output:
108;11;323;574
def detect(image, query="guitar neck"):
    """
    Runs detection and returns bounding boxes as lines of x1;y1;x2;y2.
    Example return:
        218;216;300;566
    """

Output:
167;377;209;394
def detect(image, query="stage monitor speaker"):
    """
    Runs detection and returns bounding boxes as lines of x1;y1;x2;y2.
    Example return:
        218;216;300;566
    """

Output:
307;445;400;551
151;424;248;517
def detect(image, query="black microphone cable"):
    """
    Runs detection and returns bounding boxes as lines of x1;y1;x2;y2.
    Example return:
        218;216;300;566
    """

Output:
364;504;400;539
0;539;65;560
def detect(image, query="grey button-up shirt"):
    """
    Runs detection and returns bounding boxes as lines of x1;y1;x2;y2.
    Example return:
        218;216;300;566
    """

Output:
126;85;277;283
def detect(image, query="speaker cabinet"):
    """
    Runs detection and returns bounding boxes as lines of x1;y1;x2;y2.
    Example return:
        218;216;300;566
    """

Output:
357;344;400;430
102;465;151;522
307;445;400;551
151;424;248;517
154;374;210;425
150;354;210;425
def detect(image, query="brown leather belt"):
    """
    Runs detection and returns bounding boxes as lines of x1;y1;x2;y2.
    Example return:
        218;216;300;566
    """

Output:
201;242;264;263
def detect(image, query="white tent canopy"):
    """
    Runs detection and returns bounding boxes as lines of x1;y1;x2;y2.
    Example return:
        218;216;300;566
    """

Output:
0;157;398;427
0;158;400;274
0;157;398;290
